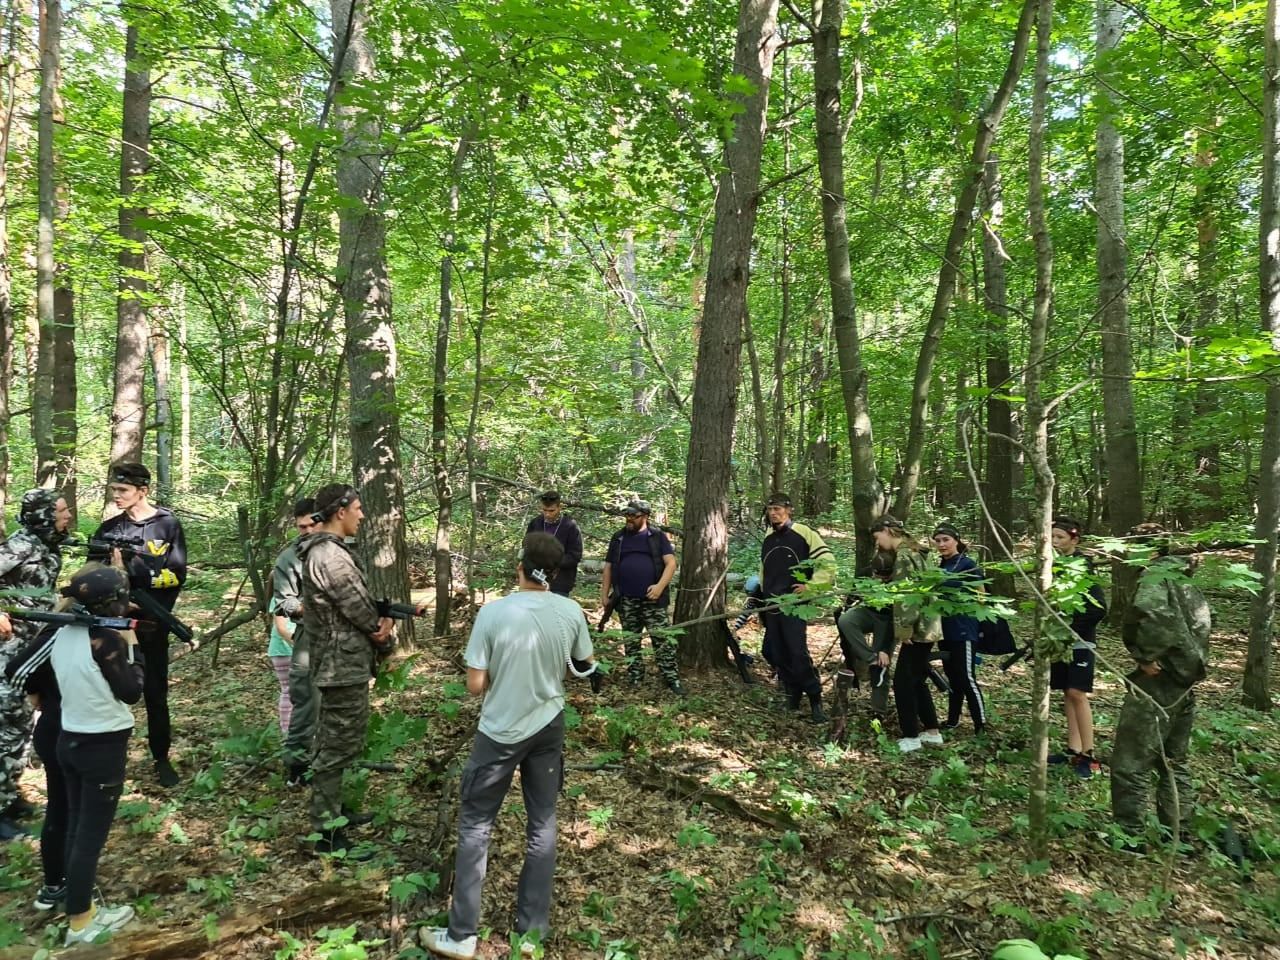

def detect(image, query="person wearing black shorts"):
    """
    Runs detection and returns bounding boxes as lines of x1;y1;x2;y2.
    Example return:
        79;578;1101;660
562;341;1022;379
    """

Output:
1049;517;1107;778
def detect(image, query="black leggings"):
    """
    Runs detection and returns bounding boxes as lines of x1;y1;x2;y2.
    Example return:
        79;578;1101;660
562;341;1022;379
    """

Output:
32;709;66;889
58;729;129;915
893;643;939;738
137;625;171;762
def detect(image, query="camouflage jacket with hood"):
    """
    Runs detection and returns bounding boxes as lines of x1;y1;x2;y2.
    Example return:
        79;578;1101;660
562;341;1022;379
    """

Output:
0;520;64;650
298;532;382;687
1123;555;1211;687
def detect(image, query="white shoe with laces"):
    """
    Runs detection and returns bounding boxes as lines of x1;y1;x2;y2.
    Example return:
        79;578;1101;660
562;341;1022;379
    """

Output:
898;736;922;753
919;730;945;746
64;903;134;946
422;927;477;959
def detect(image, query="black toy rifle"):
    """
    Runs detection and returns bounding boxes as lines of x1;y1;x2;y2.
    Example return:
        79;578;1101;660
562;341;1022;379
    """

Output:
66;532;146;562
597;589;619;632
1000;645;1033;672
376;598;425;621
128;587;195;644
3;606;138;632
716;619;755;685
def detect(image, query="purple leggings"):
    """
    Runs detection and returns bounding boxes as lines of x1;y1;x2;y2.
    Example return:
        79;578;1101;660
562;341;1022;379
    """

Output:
270;656;293;734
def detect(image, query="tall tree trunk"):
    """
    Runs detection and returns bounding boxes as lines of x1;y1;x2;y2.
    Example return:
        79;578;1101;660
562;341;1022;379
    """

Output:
432;133;470;638
330;0;411;616
621;230;651;415
34;0;62;486
178;290;191;492
150;317;172;495
1096;0;1143;613
981;154;1015;594
1244;0;1279;712
464;158;494;606
744;308;772;505
109;13;150;468
674;0;781;669
0;0;16;517
814;0;884;569
1024;0;1056;859
1192;123;1223;520
51;283;74;513
891;0;1038;520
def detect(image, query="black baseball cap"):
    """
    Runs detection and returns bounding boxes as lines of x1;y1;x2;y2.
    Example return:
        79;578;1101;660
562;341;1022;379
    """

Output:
623;500;651;516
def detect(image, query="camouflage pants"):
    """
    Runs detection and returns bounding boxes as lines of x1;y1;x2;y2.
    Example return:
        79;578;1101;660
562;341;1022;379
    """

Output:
283;629;318;767
309;682;370;832
617;596;679;685
1111;672;1195;834
0;650;34;811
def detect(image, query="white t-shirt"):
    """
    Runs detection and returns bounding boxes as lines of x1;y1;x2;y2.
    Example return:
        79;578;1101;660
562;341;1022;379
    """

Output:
464;590;594;744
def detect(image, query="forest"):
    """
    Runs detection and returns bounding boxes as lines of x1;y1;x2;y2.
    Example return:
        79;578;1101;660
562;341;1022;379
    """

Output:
0;0;1278;957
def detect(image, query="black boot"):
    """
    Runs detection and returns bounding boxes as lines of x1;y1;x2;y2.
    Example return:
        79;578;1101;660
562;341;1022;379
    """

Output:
807;693;828;724
786;689;803;712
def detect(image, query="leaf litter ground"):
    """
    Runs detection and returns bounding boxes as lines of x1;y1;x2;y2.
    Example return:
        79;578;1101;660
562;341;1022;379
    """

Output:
1;572;1277;960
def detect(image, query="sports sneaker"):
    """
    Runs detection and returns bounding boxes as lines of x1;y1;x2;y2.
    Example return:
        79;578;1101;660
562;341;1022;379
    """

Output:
285;762;309;787
898;737;923;753
919;730;945;746
1074;754;1101;779
64;903;134;946
421;927;477;959
33;884;65;912
1048;750;1077;766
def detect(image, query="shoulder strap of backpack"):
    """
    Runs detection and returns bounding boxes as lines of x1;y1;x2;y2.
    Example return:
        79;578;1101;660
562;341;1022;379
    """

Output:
648;529;665;581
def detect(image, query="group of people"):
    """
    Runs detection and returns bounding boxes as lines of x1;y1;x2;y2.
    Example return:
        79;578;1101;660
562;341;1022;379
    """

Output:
0;462;188;946
0;469;1216;954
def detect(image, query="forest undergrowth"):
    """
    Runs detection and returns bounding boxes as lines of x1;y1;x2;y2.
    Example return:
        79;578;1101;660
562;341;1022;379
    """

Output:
1;554;1277;960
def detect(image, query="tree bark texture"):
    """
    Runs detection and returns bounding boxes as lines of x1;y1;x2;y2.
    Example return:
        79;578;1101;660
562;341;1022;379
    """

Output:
981;154;1015;594
1024;0;1056;860
34;0;63;487
150;319;172;495
1192;124;1223;520
330;0;412;617
0;0;16;517
1096;0;1143;620
1245;0;1279;712
674;0;781;670
432;133;469;639
891;0;1038;521
743;308;772;505
814;0;884;569
110;14;150;468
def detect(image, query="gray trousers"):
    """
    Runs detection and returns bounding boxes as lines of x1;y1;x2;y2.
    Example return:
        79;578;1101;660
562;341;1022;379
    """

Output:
448;713;565;942
283;629;318;765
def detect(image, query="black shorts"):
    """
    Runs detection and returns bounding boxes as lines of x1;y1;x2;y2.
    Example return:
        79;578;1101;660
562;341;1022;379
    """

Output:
1050;647;1095;693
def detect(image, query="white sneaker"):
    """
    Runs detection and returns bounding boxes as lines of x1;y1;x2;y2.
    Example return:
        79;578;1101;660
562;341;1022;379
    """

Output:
64;903;135;946
898;737;922;753
919;730;945;746
520;941;538;957
422;927;477;959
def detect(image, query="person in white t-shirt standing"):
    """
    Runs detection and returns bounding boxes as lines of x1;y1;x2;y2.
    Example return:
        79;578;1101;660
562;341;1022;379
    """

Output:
425;533;594;960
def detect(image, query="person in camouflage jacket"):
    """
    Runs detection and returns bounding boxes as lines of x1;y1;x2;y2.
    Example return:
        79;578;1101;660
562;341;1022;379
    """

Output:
1111;529;1211;840
0;490;72;839
298;484;393;855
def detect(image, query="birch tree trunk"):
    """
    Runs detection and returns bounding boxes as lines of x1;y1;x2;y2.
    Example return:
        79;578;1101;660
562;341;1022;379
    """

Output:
892;0;1039;520
1096;0;1143;608
982;154;1015;594
0;0;16;516
109;12;150;468
814;0;884;568
150;319;172;494
674;0;781;668
1025;0;1056;859
330;0;412;616
1244;0;1279;712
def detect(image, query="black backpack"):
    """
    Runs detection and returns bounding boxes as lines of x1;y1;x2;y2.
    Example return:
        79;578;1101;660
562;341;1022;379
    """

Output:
976;617;1016;655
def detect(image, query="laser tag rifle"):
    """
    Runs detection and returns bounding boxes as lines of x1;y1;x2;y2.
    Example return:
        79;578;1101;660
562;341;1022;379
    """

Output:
1000;644;1033;672
129;587;195;645
376;598;426;621
927;664;951;695
717;618;755;685
597;589;619;633
2;605;139;632
66;532;146;562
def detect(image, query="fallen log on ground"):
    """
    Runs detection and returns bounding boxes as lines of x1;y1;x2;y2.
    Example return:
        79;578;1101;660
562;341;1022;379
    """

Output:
0;881;387;960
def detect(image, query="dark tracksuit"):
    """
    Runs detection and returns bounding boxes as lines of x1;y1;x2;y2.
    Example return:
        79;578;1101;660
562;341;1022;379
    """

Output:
938;553;986;732
92;509;186;764
760;521;835;706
